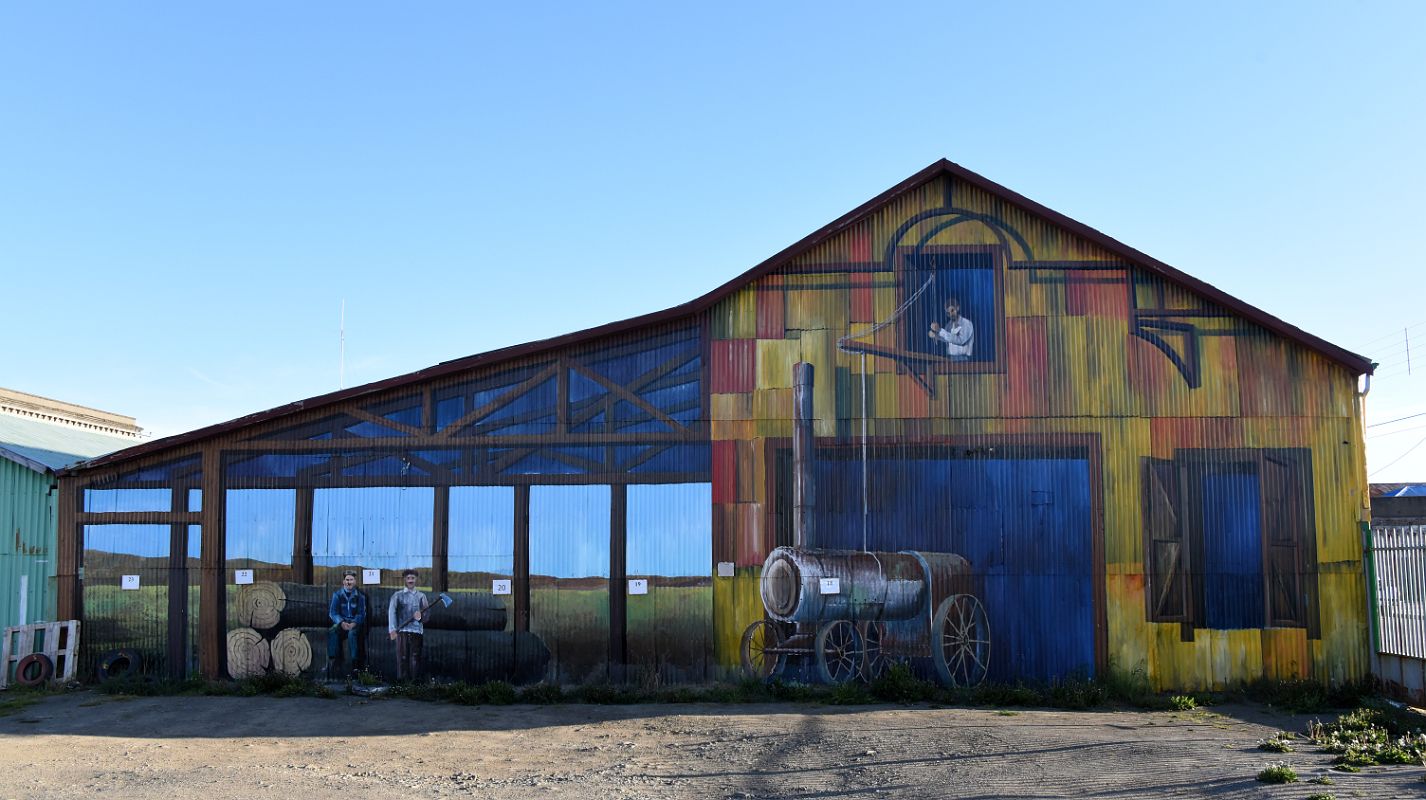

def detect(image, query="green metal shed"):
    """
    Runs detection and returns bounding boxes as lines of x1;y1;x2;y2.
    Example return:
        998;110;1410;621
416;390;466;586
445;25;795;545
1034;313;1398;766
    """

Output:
1;412;137;628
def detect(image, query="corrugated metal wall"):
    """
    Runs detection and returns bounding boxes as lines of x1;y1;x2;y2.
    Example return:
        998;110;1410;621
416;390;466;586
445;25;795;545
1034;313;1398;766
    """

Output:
62;172;1369;691
0;459;54;628
1372;525;1426;660
708;174;1369;691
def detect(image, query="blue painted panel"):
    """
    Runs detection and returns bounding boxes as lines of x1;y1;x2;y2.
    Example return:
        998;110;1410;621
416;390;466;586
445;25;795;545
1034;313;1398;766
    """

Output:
813;455;1094;681
1200;472;1265;629
226;489;295;563
312;487;434;570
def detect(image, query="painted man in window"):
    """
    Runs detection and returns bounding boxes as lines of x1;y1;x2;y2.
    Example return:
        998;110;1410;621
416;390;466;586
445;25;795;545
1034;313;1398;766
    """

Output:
387;568;428;681
928;296;974;361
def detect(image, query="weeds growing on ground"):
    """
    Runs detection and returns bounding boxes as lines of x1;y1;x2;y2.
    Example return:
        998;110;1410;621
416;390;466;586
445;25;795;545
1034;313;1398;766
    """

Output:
1308;706;1426;767
1256;761;1298;783
1169;695;1197;711
1258;731;1295;753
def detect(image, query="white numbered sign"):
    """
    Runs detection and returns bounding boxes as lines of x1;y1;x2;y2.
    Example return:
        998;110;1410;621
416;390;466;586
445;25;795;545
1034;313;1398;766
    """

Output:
121;575;141;591
234;569;254;585
819;577;841;595
628;578;649;595
491;579;512;595
362;569;381;585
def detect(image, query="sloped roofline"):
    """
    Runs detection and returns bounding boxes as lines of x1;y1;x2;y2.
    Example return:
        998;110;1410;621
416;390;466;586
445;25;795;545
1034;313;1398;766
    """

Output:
63;159;1373;475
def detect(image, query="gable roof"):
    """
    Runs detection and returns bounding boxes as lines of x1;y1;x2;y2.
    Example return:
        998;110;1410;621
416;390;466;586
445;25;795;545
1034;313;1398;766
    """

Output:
0;413;141;474
62;158;1373;475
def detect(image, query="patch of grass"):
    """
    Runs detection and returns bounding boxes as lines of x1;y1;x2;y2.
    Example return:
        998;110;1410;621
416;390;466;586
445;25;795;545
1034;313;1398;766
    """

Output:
827;682;874;705
868;663;936;704
1323;758;1357;775
1045;673;1108;710
1256;761;1298;784
1304;793;1336;800
1169;695;1197;711
1243;677;1375;713
994;710;1020;716
518;682;565;704
1308;774;1334;785
0;687;49;717
1258;731;1295;753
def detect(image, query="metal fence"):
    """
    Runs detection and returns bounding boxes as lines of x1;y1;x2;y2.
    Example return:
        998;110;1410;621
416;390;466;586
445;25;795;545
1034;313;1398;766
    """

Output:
1371;525;1426;660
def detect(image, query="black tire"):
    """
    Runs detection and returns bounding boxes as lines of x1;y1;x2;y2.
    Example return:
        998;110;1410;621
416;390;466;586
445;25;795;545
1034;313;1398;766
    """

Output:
15;653;54;687
814;620;864;685
739;620;786;680
931;594;990;688
97;648;142;682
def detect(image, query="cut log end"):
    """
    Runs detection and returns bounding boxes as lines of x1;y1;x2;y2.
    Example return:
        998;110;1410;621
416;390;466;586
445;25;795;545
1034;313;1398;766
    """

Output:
226;627;271;679
269;628;313;677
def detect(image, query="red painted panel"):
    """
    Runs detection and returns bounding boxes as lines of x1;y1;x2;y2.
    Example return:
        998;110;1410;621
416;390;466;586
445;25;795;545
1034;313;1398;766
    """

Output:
709;339;755;394
1065;271;1130;319
850;273;874;323
711;440;736;504
1003;316;1048;417
756;279;785;339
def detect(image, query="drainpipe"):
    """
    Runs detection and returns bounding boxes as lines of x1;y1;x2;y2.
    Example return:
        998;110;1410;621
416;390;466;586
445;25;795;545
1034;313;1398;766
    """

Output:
792;362;815;550
1358;368;1380;653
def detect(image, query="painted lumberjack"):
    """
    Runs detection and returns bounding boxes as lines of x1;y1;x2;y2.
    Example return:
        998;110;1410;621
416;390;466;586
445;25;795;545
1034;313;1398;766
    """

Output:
388;568;428;681
327;570;367;677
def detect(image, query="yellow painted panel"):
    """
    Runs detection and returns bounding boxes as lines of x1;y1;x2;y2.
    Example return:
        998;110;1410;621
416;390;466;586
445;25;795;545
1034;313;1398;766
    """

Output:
752;388;792;424
755;339;801;389
799;329;838;436
785;285;849;332
710;392;752;421
711;288;756;340
710;419;755;441
712;568;768;667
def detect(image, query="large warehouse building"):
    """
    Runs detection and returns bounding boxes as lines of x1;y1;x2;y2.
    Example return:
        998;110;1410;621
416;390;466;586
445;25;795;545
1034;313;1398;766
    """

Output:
57;160;1374;690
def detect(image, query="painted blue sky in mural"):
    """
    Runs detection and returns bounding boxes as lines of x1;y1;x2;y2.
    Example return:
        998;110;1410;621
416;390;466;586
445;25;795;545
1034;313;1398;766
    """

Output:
3;2;1423;479
87;483;712;579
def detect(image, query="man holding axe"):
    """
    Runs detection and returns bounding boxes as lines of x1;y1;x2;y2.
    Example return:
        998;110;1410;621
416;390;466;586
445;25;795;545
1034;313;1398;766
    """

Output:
388;569;430;681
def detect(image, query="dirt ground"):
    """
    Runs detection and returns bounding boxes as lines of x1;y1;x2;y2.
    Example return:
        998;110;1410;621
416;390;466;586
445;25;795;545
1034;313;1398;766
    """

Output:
0;691;1422;799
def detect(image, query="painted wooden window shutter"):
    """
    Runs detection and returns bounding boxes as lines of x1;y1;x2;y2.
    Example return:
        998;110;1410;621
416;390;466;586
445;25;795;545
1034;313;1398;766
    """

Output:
1261;451;1319;636
1142;458;1190;629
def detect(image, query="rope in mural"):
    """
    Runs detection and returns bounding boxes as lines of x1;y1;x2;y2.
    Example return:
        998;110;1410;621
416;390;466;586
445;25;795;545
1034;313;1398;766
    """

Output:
837;274;936;552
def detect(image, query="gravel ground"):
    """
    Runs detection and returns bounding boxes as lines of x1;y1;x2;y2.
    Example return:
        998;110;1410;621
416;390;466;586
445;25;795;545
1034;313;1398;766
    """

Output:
0;691;1422;798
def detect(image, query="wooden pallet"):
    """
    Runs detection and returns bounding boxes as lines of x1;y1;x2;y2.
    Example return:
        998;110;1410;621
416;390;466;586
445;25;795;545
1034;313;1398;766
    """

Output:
1;620;81;688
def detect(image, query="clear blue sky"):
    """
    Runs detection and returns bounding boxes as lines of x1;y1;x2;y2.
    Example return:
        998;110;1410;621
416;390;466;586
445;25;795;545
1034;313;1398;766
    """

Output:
3;2;1423;480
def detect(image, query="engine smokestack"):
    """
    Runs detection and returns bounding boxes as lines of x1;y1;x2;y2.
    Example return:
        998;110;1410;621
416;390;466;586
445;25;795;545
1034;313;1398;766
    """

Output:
792;361;815;549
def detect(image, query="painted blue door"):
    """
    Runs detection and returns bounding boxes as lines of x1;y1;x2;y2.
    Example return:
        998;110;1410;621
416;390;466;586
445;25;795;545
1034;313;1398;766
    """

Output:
812;453;1095;682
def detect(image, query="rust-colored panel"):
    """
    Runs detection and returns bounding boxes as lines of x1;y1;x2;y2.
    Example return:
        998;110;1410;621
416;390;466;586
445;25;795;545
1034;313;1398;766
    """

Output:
1003;316;1048;418
1065;270;1130;319
711;440;736;505
709;339;755;394
850;273;874;323
755;278;785;339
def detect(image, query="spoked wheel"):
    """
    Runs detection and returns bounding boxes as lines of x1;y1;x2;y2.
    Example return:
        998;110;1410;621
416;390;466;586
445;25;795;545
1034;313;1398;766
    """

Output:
932;594;990;688
740;620;787;680
859;621;888;681
814;620;865;684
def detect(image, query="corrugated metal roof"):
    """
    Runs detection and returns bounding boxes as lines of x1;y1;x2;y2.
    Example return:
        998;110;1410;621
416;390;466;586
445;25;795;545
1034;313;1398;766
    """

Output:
62;158;1376;476
0;413;140;473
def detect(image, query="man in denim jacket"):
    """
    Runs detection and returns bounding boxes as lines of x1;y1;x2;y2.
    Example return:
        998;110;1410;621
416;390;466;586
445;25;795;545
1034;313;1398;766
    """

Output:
326;570;367;677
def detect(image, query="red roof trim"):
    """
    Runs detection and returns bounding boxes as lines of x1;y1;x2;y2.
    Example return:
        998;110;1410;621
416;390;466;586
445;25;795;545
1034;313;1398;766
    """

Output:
63;159;1371;474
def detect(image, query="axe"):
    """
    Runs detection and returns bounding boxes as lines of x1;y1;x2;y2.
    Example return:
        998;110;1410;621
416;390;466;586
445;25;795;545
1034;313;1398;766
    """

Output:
395;592;454;630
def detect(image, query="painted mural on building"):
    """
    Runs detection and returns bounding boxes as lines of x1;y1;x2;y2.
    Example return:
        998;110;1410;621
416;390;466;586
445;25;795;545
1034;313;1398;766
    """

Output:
62;162;1371;691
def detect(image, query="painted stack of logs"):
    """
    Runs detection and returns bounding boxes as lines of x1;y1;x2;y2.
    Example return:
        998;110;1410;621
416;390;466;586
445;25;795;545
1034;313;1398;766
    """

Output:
225;582;549;683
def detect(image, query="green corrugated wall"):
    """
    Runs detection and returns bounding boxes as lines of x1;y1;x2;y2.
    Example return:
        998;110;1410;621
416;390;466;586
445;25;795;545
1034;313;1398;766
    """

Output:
0;458;56;627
